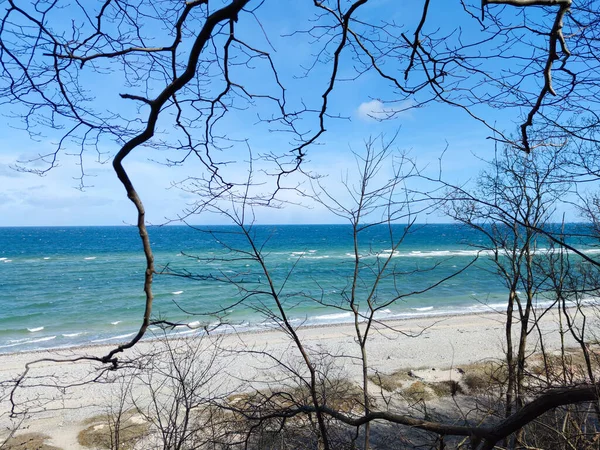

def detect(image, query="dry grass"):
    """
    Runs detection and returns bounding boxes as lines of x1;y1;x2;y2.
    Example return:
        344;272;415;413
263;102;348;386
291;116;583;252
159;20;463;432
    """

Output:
402;381;434;402
77;410;148;450
228;378;367;415
371;369;464;399
429;380;463;397
322;378;368;412
529;347;600;384
369;370;412;392
2;433;62;450
460;361;507;394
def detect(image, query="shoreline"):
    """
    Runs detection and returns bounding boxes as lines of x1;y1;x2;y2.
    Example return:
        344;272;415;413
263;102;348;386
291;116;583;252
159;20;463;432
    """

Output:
1;306;593;449
3;295;570;358
1;305;584;372
3;297;591;359
0;307;506;359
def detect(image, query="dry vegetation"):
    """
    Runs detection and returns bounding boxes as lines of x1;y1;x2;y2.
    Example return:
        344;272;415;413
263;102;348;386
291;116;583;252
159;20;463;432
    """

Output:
2;433;62;450
4;344;600;450
77;410;148;450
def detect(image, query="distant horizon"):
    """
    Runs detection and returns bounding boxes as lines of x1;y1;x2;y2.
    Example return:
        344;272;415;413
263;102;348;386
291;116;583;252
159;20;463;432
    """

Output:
0;221;591;228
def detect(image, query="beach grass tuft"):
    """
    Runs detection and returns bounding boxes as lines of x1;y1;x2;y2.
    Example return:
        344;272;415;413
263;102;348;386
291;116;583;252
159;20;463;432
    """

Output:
77;410;148;450
2;432;62;450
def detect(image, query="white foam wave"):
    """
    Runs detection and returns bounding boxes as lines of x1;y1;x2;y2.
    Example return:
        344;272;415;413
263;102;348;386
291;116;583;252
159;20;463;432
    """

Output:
27;326;44;332
43;257;51;260
0;257;6;261
29;336;56;343
91;333;135;343
390;247;600;258
172;290;184;295
343;249;492;259
0;342;23;349
412;306;434;312
3;259;12;263
314;312;352;321
171;329;197;336
111;321;121;325
348;247;600;259
84;256;96;260
188;321;201;328
0;335;57;349
400;249;490;258
62;332;83;338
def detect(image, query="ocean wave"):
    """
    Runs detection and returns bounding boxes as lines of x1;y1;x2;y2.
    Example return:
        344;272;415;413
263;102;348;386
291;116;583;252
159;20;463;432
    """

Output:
3;336;59;348
111;321;121;325
412;306;434;312
334;247;600;259
91;333;135;343
400;249;492;258
27;326;44;332
0;342;24;349
84;256;97;260
171;328;197;336
0;257;7;261
342;249;491;259
172;290;184;295
62;332;83;338
8;337;33;344
314;312;352;321
0;336;64;350
28;336;56;343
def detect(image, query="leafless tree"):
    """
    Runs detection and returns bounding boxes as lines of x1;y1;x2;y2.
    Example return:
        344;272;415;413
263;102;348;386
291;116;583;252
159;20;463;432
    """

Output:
4;1;600;449
2;0;600;363
441;141;600;448
131;332;224;450
447;144;569;408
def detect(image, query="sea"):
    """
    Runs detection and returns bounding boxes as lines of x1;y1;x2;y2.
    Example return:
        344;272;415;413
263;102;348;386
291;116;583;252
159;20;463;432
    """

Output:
0;224;597;354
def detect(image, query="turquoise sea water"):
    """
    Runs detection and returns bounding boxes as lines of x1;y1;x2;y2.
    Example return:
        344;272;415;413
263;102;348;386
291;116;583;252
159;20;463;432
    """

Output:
0;224;596;353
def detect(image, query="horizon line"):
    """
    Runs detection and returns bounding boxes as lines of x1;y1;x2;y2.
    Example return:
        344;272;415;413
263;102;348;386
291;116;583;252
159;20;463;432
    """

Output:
0;221;591;228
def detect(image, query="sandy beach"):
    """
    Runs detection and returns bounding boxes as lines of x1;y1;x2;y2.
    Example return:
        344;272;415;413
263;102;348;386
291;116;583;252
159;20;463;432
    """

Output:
0;309;588;449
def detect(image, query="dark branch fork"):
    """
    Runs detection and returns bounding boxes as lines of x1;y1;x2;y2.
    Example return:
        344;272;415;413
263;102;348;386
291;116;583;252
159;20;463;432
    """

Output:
106;0;252;364
483;0;573;152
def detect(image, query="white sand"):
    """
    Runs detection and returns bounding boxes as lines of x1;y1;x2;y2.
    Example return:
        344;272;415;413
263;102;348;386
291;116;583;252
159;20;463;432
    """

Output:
0;309;586;449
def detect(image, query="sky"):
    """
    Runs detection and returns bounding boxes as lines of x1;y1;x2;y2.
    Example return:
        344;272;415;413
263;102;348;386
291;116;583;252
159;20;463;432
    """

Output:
0;0;573;226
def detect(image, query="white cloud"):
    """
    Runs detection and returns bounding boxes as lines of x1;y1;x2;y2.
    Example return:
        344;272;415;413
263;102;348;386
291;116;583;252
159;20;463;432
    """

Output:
356;99;413;121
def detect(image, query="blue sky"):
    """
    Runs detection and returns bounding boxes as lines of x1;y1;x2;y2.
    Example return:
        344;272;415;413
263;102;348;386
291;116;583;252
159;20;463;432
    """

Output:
0;1;565;226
